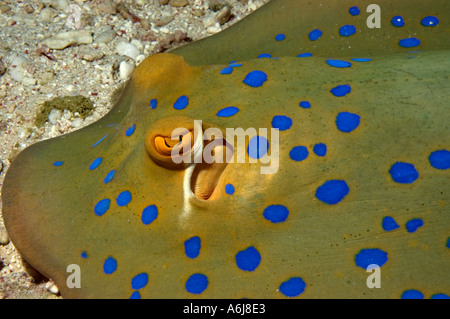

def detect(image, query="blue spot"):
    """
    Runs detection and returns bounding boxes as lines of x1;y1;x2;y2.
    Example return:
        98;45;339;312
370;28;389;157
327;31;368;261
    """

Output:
91;134;108;148
174;95;189;110
243;70;267;88
141;205;158;225
229;63;242;68
247;136;269;159
130;291;141;299
391;16;405;27
447;237;450;249
339;25;356;36
313;143;327;157
272;115;292;131
235;246;261;271
150;98;157;109
429;149;450;170
389;162;419;184
349;6;360;16
103;257;117;274
53;161;63;167
106;123;118;127
131;273;148;290
382;216;400;231
104;170;115;184
299;101;311;109
216;106;239;117
116;190;132;206
80;251;88;259
326;59;352;68
275;33;285;41
308;29;322;41
399;37;421;48
184;236;201;259
89;157;102;170
330;84;351;97
289;146;309;162
421;16;439;27
225;183;235;195
352;58;372;62
406;218;424;233
279;277;306;297
185;274;208;294
258;53;272;58
402;290;424;299
94;198;110;216
431;293;450;299
220;67;233;74
263;205;289;223
125;124;136;137
315;180;350;205
297;52;313;58
355;248;388;269
336;112;360;133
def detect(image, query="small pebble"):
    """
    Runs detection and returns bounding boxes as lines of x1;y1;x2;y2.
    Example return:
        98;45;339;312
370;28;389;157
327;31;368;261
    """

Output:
169;0;189;7
119;61;135;80
0;228;9;245
48;109;62;125
39;7;58;22
43;31;93;50
216;6;232;25
94;29;116;44
116;41;140;61
45;281;60;295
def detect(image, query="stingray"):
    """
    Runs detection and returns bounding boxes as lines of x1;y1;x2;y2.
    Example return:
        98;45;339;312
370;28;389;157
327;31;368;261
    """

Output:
2;0;449;298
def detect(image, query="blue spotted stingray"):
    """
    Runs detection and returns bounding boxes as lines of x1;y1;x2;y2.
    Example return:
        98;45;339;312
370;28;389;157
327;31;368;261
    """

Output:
2;0;450;298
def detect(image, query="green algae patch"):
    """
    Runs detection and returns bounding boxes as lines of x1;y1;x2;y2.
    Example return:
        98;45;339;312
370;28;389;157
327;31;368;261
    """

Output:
34;95;94;127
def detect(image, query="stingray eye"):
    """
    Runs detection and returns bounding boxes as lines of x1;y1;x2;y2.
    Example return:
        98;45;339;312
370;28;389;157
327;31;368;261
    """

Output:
145;117;202;169
154;131;192;157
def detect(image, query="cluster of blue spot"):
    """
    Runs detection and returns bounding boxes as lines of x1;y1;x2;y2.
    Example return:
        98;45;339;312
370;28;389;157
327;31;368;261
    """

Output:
315;180;350;205
336;112;361;133
243;70;268;88
174;95;189;110
103;256;118;275
299;101;311;108
220;61;244;74
330;84;351;97
225;183;235;195
389;162;419;184
125;124;136;137
247;135;269;159
91;134;108;148
129;273;149;299
297;52;312;58
184;236;201;259
289;143;327;162
382;216;425;233
326;59;352;68
149;98;157;109
89;157;102;170
355;248;388;269
402;289;449;299
275;33;286;41
271;115;292;131
263;205;289;223
235;246;261;271
141;205;158;225
339;25;356;37
216;106;240;117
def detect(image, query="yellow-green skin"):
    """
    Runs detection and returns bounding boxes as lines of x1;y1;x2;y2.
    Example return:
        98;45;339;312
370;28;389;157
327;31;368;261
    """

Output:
2;0;449;298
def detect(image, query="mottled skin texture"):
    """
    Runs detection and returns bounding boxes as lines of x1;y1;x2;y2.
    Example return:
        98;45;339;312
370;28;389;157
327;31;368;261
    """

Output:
2;0;449;298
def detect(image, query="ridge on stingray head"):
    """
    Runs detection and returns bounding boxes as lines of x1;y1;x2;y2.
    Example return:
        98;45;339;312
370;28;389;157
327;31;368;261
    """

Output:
2;0;449;299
